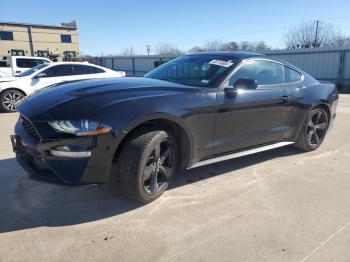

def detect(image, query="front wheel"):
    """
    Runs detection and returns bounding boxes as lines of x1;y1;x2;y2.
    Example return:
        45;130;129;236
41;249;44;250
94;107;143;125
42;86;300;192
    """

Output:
0;89;25;113
114;130;177;203
294;107;329;151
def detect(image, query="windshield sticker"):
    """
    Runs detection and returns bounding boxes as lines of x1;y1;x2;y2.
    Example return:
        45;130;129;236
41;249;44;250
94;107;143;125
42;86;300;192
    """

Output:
209;59;233;67
201;79;209;84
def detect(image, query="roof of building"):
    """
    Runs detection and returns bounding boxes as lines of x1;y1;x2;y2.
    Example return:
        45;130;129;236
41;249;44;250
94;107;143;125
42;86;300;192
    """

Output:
0;21;77;30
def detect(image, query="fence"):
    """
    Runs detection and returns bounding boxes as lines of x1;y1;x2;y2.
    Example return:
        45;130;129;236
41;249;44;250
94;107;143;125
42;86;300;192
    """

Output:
94;55;177;76
94;48;350;86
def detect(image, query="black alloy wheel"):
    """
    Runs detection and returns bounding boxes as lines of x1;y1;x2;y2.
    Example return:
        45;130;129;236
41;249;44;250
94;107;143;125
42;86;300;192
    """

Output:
143;138;175;196
115;130;177;203
306;109;328;147
295;107;329;151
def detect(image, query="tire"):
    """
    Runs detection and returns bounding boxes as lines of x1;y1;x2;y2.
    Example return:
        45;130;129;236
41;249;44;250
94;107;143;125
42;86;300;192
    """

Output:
294;107;329;151
0;89;25;113
114;130;177;203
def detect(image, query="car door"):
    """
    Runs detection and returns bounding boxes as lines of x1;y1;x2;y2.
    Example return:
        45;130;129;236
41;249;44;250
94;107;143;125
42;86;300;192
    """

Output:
30;64;75;92
213;59;291;154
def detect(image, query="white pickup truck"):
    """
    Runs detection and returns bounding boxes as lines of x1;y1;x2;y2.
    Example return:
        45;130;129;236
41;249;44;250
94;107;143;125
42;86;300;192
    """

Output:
0;56;52;77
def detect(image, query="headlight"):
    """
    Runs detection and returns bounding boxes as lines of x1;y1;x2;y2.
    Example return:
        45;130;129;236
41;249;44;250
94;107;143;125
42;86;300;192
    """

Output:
48;120;113;136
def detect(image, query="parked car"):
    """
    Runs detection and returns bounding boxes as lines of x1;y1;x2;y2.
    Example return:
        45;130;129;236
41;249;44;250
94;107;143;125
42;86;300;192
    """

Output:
0;56;52;77
0;62;126;112
11;52;338;203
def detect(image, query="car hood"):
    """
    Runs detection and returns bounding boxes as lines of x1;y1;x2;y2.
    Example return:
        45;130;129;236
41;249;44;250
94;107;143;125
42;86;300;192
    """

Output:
17;77;200;121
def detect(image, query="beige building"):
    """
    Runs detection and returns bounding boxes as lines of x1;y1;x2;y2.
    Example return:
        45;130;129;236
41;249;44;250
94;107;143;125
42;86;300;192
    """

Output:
0;21;79;61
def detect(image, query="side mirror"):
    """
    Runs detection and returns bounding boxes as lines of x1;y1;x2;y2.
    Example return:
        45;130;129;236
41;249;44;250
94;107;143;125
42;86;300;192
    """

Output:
233;78;257;90
35;72;47;78
224;87;237;99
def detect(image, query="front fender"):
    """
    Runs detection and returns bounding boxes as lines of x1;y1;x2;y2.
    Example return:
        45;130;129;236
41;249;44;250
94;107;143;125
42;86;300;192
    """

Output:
116;112;195;167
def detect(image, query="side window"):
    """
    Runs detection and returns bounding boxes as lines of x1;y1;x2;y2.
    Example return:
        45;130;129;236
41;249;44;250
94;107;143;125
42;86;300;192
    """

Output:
36;59;49;65
41;65;74;77
285;67;302;83
229;60;284;86
0;61;9;67
72;64;105;75
16;58;38;68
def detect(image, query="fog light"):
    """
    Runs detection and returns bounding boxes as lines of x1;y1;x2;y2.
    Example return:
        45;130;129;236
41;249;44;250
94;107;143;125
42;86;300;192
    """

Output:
50;145;91;158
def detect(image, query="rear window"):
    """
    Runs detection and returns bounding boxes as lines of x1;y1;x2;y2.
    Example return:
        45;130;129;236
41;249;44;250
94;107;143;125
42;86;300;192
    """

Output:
16;58;49;68
16;58;38;68
72;64;105;75
36;59;48;65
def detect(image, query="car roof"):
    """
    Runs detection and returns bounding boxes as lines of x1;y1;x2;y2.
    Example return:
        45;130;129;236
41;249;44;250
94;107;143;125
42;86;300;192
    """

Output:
10;56;51;60
45;62;104;67
187;51;265;61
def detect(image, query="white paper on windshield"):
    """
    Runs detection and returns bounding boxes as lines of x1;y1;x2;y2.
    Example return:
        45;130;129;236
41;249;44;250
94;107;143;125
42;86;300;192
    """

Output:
209;59;233;67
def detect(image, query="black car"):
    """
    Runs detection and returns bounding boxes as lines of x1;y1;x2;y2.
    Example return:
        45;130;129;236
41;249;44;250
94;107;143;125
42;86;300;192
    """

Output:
11;52;338;203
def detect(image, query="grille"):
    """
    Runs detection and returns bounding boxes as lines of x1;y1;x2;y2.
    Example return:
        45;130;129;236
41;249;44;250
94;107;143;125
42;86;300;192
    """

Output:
20;115;41;140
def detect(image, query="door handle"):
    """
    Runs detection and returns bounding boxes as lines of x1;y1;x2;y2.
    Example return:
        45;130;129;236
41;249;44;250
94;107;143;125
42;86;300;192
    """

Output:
280;95;292;103
217;107;229;113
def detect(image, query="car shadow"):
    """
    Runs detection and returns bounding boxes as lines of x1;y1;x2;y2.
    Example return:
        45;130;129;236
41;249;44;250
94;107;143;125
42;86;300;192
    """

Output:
0;146;302;234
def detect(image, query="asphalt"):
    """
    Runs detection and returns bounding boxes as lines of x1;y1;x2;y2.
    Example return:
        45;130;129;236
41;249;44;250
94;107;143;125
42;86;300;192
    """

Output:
0;95;349;262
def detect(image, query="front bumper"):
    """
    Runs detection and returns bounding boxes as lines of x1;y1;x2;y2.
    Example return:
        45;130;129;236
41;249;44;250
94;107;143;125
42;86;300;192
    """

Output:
12;119;120;184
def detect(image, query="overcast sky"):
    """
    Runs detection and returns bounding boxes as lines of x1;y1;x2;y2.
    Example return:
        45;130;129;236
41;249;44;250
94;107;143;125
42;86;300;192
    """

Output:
1;0;350;55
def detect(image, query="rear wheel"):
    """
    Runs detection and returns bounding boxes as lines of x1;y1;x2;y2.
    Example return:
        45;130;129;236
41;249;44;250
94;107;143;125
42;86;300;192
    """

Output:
114;130;177;203
0;89;25;113
294;107;329;151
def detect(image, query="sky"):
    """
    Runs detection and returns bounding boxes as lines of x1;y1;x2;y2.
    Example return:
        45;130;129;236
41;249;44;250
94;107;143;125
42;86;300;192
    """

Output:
1;0;350;55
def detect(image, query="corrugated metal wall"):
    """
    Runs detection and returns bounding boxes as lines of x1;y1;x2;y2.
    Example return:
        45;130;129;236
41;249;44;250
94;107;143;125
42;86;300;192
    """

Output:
97;48;350;85
263;48;349;83
343;51;350;80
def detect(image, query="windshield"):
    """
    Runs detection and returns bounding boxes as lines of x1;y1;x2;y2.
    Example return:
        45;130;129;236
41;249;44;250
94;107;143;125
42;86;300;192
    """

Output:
145;55;238;87
17;63;49;77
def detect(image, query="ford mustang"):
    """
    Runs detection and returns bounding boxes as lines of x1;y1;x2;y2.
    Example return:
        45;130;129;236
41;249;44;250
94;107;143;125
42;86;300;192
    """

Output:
11;52;338;203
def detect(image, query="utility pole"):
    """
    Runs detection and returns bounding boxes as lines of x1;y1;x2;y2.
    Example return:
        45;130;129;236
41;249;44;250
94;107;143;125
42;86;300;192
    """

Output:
314;20;319;48
28;25;34;56
146;45;151;55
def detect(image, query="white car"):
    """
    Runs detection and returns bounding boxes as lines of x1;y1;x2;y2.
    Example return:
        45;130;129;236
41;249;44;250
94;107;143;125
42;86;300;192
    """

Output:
0;62;125;112
0;56;52;77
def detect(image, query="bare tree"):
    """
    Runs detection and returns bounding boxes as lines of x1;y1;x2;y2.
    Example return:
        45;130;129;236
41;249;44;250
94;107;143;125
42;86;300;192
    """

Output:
120;47;135;56
155;44;183;56
203;40;223;51
187;40;270;53
222;41;239;51
239;41;253;51
146;45;151;55
284;20;343;49
254;41;270;51
330;36;350;47
188;46;206;53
